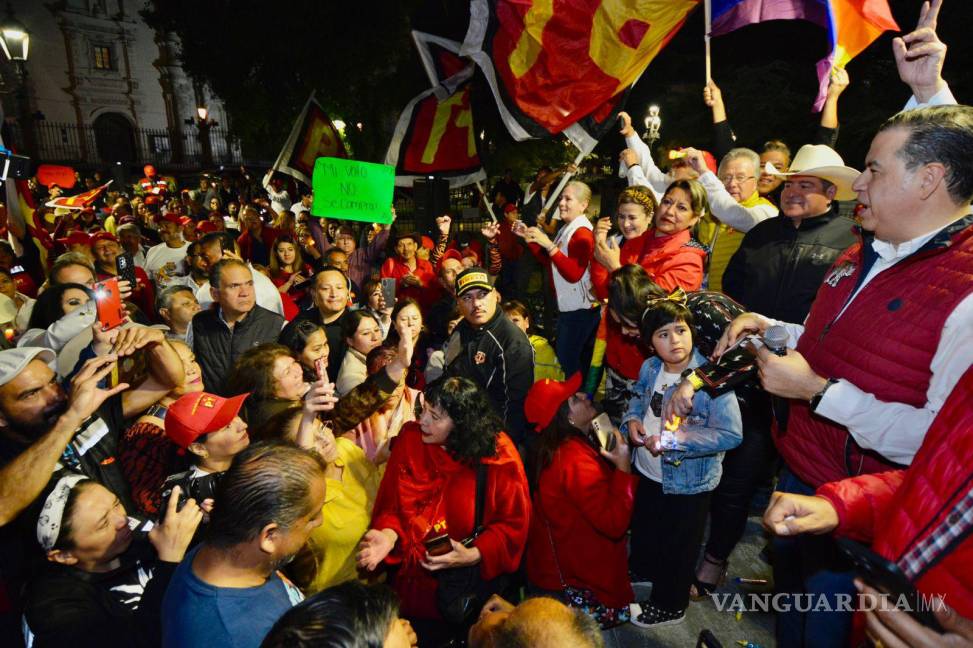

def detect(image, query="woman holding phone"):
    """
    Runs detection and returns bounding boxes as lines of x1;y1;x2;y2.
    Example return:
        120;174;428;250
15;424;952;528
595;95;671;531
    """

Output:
523;373;637;628
356;376;530;641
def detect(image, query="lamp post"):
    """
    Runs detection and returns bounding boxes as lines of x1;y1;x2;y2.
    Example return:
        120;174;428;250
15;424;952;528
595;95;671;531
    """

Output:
0;4;32;157
642;104;661;149
195;105;215;168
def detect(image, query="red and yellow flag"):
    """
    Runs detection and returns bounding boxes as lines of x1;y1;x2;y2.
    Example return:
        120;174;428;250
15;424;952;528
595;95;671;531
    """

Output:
272;96;348;187
45;181;112;209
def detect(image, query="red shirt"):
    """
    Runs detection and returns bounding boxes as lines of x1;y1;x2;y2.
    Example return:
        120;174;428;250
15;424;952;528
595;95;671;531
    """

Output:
379;256;438;311
527;436;638;608
371;423;530;619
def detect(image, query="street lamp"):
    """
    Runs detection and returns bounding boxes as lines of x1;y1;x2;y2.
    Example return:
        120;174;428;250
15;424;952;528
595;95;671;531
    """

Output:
0;5;28;63
195;105;216;168
643;105;661;147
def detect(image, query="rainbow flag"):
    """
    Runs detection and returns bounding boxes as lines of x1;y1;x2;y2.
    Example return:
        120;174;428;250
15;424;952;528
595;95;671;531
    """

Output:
709;0;898;110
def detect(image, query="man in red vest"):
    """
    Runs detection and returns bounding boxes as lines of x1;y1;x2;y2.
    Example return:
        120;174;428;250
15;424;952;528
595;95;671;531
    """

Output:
681;5;972;644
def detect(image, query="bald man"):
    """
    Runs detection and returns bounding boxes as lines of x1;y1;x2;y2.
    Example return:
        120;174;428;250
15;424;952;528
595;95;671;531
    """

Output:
468;596;603;648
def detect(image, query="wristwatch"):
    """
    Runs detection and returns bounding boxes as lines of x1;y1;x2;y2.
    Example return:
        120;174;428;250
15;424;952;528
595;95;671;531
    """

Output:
681;368;705;391
810;378;839;413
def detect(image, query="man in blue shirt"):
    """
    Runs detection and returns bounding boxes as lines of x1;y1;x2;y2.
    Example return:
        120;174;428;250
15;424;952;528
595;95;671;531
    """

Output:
162;442;328;648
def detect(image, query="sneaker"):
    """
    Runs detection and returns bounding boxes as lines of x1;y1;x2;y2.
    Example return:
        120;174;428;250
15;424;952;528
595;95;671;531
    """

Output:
629;601;686;628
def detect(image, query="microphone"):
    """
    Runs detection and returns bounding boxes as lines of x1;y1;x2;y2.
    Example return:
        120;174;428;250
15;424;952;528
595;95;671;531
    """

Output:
763;326;789;357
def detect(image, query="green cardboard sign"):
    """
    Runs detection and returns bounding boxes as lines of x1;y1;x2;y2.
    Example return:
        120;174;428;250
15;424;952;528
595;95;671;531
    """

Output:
311;157;394;224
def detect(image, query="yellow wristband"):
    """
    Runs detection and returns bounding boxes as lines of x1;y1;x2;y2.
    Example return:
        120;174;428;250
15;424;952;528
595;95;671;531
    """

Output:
686;371;705;391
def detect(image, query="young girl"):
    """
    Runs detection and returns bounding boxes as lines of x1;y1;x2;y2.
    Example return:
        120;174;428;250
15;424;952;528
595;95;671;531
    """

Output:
502;299;564;383
620;295;742;627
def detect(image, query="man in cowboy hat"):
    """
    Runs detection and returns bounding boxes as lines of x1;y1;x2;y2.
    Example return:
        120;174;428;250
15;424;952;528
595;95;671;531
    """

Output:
722;144;860;323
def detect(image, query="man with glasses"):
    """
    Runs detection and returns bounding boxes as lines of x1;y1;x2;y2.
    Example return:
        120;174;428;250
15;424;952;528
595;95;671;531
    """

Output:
189;259;284;395
443;267;533;446
683;147;780;291
723;144;860;324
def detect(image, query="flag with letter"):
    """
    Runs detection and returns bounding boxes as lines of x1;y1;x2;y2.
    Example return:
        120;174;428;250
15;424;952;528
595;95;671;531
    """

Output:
460;0;699;153
385;33;486;188
271;95;348;187
708;0;898;110
44;181;112;209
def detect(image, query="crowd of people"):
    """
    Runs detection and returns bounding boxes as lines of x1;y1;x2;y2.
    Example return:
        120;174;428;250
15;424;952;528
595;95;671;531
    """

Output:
0;3;971;647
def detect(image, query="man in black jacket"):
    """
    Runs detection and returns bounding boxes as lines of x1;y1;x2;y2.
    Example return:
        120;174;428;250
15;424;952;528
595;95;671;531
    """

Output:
722;144;860;323
190;259;283;395
444;267;533;445
278;267;351;383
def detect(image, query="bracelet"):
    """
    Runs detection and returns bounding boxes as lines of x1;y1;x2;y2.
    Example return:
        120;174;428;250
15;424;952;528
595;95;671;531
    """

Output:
685;370;705;391
810;378;839;412
546;244;558;255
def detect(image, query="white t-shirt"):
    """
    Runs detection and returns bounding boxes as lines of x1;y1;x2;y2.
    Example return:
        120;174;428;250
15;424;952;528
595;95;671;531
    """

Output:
144;241;189;287
633;368;682;483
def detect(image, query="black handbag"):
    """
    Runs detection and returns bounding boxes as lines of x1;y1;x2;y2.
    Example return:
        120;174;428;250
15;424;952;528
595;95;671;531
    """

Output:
435;462;504;626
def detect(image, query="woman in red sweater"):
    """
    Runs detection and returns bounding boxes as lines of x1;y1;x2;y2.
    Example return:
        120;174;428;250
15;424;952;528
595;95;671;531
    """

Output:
590;183;708;423
524;372;637;628
357;376;530;641
516;180;600;377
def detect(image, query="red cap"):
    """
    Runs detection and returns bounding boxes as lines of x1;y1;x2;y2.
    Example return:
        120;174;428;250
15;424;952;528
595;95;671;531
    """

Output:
524;372;582;432
158;212;191;227
420;235;435;251
436;248;463;273
56;230;92;247
89;231;118;246
196;220;219;234
164;392;249;449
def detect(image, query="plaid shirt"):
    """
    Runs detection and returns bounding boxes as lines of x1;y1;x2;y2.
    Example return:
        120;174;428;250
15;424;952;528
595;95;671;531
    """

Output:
899;484;973;581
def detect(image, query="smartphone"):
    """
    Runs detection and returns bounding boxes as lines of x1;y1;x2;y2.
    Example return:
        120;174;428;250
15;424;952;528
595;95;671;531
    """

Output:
590;413;616;452
314;356;328;383
93;278;126;331
424;533;453;557
836;538;944;633
115;252;137;288
380;277;396;308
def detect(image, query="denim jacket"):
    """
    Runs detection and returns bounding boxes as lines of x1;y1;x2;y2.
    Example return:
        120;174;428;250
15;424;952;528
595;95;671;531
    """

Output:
621;349;742;495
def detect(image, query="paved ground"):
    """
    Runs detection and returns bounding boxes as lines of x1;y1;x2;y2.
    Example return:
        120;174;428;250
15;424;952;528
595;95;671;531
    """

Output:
603;516;776;648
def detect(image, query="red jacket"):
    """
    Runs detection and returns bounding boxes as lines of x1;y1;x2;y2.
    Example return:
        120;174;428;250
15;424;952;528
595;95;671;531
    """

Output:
785;222;973;487
590;228;705;379
816;364;973;621
590;228;706;299
379;257;438;311
370;423;530;619
527;436;638;608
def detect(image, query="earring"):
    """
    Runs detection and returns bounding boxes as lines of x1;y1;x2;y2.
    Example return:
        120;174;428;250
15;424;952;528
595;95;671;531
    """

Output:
568;419;575;426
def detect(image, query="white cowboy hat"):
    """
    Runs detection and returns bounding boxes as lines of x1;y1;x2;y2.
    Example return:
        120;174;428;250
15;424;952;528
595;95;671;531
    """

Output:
765;144;860;201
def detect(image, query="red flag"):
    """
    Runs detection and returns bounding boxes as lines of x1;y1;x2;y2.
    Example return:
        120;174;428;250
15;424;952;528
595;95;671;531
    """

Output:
45;181;112;209
272;96;348;186
461;0;699;151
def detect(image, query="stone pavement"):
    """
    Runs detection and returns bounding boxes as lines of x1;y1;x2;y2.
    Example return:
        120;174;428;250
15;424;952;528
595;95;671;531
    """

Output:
603;516;776;648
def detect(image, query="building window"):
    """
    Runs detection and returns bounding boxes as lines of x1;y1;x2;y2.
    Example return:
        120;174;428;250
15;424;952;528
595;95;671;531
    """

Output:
93;46;113;70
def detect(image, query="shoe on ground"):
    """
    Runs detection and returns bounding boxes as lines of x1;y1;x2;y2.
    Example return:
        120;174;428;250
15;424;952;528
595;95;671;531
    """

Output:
629;601;686;628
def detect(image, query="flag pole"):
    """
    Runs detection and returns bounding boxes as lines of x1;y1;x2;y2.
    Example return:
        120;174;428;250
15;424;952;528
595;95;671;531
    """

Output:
475;180;498;223
704;0;713;82
540;148;587;219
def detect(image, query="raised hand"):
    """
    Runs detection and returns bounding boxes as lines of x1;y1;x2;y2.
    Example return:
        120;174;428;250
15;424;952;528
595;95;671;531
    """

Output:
149;486;203;563
436;214;452;236
892;0;946;103
618;111;634;137
827;66;850;100
67;356;129;423
481;221;500;241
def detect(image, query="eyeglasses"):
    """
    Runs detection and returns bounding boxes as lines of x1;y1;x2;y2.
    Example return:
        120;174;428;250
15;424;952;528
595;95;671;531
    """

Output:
720;174;756;185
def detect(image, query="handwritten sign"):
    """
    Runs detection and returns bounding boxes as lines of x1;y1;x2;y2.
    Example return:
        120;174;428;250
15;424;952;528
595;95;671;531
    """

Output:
311;157;394;224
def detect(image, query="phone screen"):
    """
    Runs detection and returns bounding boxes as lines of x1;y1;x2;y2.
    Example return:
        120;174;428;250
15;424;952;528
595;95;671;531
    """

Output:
380;277;396;308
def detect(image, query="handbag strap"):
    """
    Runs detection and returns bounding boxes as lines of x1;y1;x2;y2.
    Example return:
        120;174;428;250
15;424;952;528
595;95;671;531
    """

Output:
537;466;569;589
461;462;488;547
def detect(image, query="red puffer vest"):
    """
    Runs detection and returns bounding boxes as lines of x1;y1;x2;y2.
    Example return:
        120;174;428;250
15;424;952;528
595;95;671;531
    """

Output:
817;364;973;621
779;219;973;488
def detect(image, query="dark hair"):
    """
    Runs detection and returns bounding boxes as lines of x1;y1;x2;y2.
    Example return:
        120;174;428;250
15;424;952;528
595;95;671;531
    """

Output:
606;265;664;325
28;283;95;330
313;265;350;291
529;402;579;488
260;581;400;648
279;319;328;360
662;179;709;220
206;441;327;549
209;258;250;289
226;344;294;401
424;376;501;465
156;284;196;315
251;403;303;445
880;105;973;204
199;231;226;251
341;309;380;342
501;299;530;322
638;299;695;347
324;247;347;264
386;298;424;346
51;479;96;551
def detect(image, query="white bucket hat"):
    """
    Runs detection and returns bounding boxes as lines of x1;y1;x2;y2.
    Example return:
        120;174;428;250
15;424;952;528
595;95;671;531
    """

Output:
765;144;861;201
